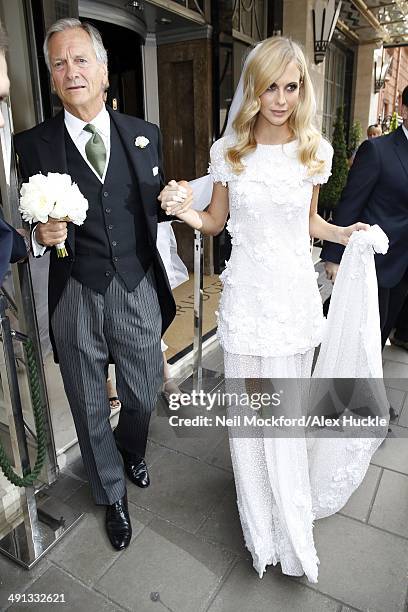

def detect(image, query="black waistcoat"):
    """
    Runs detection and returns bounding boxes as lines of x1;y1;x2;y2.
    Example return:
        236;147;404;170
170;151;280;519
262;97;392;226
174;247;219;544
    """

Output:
65;120;153;294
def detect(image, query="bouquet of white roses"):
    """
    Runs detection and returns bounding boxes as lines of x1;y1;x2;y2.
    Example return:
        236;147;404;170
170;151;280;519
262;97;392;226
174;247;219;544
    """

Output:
19;172;88;258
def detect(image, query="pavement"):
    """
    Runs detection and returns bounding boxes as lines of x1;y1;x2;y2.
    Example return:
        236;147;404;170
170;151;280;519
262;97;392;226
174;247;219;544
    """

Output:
0;341;407;612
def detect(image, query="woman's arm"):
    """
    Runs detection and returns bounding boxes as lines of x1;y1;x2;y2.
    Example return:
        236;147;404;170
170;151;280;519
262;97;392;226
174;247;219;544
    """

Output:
160;181;229;237
309;185;369;245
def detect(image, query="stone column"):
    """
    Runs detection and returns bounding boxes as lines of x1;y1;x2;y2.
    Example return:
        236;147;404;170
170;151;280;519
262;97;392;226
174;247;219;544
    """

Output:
1;0;37;131
283;0;326;130
353;43;379;130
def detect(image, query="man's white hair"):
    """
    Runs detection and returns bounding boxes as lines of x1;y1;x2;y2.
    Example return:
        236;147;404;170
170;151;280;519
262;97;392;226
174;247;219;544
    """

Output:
43;18;108;70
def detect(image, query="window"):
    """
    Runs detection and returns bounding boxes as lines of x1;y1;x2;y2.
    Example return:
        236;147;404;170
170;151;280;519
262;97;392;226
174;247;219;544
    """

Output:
322;43;347;139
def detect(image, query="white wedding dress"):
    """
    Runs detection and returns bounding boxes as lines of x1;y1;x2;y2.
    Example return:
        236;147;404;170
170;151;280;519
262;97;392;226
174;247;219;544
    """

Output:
209;136;389;583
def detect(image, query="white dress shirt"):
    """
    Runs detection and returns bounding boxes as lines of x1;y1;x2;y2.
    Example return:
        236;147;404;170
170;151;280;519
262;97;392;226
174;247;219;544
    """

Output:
33;105;111;255
402;123;408;141
64;105;111;182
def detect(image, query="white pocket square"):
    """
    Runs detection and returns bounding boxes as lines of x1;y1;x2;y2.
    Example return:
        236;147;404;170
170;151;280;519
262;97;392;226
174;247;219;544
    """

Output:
152;166;159;176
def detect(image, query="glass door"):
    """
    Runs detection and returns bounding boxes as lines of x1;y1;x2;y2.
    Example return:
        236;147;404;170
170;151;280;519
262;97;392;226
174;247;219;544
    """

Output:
0;97;59;539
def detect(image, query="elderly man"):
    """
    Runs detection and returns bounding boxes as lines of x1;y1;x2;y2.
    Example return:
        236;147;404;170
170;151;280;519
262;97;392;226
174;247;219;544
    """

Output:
0;24;28;284
14;19;192;550
322;86;408;353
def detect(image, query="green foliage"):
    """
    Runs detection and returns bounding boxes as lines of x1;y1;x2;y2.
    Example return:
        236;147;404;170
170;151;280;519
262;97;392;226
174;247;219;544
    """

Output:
319;106;349;211
389;111;399;132
347;120;363;158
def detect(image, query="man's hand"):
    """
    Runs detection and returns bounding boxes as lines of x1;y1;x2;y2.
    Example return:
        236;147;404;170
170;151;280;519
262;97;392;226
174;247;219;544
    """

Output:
35;218;68;247
158;180;193;216
324;261;340;283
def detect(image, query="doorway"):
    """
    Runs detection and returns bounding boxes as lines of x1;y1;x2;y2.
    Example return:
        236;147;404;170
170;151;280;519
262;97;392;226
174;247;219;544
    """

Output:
84;18;145;118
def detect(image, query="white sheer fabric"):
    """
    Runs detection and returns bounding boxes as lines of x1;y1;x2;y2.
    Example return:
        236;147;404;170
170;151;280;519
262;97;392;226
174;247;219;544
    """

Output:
156;222;188;291
225;350;319;581
225;226;389;583
189;44;261;212
313;224;388;379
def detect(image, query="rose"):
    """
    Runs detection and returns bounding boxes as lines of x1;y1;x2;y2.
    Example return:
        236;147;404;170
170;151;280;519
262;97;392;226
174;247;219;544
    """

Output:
19;172;88;257
135;136;150;148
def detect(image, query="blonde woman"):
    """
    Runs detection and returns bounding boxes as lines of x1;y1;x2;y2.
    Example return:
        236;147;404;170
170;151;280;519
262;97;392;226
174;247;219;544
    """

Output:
160;37;370;582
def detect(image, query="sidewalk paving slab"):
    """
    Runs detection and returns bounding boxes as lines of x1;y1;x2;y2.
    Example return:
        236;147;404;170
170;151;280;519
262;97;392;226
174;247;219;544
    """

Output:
338;464;382;522
398;394;408;427
383;345;408;365
385;386;407;417
302;513;408;612
8;566;119;612
148;405;226;461
383;361;408;387
207;559;340;612
197;481;249;557
126;448;232;533
0;555;51;611
96;517;235;612
2;342;408;612
201;434;232;472
49;503;153;586
368;469;408;538
371;425;408;474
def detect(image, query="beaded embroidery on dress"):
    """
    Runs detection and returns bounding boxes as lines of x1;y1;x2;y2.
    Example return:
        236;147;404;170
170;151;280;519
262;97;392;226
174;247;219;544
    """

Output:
210;136;389;583
210;135;332;357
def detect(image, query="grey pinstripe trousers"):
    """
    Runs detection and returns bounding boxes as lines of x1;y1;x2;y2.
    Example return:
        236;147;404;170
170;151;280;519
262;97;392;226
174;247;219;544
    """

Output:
51;269;163;505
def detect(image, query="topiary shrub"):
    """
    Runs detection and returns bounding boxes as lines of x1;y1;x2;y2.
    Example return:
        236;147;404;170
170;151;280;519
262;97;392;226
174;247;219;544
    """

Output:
347;120;363;159
318;106;349;214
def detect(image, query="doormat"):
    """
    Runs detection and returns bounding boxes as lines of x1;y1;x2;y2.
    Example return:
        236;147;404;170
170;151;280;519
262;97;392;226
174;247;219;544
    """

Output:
163;273;222;361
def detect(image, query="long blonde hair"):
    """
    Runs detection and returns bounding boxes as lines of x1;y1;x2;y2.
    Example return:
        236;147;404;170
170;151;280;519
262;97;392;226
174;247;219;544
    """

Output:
227;37;324;176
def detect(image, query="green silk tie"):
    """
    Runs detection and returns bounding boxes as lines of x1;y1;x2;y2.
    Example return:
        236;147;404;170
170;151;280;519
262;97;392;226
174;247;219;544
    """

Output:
83;123;106;178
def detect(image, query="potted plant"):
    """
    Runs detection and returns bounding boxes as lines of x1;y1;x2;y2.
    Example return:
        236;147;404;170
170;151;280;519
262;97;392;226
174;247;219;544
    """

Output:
318;106;349;219
347;120;362;166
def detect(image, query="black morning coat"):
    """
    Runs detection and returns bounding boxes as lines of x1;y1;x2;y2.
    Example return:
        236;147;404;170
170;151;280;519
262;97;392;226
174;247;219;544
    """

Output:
14;106;176;360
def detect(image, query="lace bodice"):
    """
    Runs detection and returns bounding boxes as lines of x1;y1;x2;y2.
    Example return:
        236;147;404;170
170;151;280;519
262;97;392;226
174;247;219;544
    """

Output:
209;135;333;356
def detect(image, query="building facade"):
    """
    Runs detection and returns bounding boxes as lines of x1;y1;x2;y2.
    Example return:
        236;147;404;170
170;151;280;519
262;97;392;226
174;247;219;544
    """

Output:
0;0;407;537
378;45;408;130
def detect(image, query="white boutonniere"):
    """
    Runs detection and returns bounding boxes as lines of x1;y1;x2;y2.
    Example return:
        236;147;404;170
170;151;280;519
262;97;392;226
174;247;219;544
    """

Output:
135;136;150;149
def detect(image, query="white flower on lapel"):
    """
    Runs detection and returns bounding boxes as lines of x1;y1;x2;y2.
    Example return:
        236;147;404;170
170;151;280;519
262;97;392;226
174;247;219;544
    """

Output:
152;166;159;176
135;136;150;149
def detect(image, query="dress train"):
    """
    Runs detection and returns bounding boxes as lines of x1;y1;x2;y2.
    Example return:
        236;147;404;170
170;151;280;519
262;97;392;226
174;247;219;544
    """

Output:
225;226;390;583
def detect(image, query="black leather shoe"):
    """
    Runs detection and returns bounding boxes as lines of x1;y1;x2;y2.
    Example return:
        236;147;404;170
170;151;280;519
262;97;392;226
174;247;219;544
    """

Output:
105;493;132;551
124;455;150;488
389;405;399;421
117;447;150;488
114;430;151;488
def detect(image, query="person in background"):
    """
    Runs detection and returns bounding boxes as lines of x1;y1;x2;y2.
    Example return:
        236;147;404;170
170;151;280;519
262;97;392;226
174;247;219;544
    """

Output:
348;123;382;166
322;86;408;422
0;23;29;286
390;296;408;351
322;86;408;351
366;124;382;139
